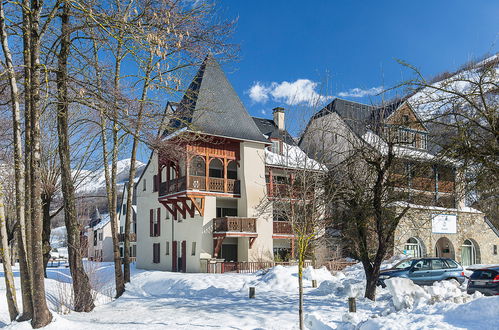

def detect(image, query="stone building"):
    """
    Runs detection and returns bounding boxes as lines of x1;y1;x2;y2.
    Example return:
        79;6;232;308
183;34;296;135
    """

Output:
300;98;499;266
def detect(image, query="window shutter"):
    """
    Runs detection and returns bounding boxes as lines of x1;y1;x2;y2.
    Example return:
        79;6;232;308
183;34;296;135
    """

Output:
149;209;153;237
172;241;178;272
157;208;161;236
153;175;158;192
181;240;187;273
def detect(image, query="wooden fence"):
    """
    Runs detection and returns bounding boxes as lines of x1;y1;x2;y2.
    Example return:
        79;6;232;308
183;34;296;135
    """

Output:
204;259;356;274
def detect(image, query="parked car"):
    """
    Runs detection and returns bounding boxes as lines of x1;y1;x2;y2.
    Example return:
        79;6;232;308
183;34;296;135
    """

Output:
466;267;499;296
378;257;465;287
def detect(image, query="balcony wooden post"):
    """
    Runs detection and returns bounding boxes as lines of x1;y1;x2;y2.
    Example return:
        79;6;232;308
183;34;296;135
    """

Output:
224;157;228;193
205;154;210;192
186;155;190;192
291;238;295;259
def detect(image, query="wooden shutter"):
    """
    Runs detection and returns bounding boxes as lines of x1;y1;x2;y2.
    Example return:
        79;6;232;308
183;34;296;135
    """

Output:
157;208;161;237
172;241;178;272
153;175;158;192
149;209;153;237
181;240;187;273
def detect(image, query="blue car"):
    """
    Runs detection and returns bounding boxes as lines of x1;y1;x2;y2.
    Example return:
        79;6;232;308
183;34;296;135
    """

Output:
378;257;466;287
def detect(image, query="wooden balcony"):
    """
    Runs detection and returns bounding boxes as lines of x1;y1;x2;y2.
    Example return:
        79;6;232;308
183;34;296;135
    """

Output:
266;183;308;199
273;221;293;236
159;176;240;197
213;217;257;235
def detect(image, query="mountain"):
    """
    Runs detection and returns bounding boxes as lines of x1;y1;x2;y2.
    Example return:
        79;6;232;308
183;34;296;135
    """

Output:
75;158;146;195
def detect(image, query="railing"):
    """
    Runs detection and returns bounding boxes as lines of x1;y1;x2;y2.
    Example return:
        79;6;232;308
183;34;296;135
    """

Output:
118;233;137;242
213;217;257;233
159;176;240;196
273;221;293;235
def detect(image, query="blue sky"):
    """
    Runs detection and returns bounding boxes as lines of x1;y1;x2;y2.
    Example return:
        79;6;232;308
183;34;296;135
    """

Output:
215;0;498;120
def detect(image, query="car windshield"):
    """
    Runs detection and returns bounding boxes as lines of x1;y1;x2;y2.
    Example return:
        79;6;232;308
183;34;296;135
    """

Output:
393;259;413;269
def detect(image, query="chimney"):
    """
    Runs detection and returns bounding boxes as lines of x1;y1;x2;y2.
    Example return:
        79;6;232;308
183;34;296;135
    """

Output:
273;107;286;131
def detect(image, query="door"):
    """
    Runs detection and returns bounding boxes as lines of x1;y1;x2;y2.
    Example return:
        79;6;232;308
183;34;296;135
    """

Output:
221;244;238;262
429;259;447;282
181;240;187;273
409;259;432;285
172;241;178;272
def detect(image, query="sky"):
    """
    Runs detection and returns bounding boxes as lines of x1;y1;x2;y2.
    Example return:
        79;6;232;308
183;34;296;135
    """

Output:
213;0;498;121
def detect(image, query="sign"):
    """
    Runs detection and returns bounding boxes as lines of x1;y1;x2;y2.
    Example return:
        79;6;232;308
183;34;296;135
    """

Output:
432;214;457;234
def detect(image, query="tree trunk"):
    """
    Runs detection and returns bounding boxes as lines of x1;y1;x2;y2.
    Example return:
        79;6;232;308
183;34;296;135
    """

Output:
56;2;95;312
0;0;33;320
298;257;304;330
124;53;153;283
0;182;19;321
42;194;52;278
29;0;53;326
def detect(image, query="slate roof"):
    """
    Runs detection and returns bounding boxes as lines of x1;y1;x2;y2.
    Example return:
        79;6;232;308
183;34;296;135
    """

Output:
252;117;296;145
312;98;375;137
165;55;268;143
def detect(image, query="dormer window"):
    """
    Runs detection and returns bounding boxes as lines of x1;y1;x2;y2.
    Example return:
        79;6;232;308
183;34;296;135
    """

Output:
271;140;281;154
403;114;409;125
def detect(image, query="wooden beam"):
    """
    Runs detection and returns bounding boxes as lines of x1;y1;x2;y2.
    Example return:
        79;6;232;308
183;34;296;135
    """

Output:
189;196;205;217
162;202;177;221
213;237;224;258
173;199;186;219
249;237;256;249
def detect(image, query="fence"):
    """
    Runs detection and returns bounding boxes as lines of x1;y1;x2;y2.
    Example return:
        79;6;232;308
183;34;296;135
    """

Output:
204;259;356;274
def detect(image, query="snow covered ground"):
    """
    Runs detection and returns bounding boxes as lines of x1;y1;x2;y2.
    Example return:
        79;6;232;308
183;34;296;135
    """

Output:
1;257;498;329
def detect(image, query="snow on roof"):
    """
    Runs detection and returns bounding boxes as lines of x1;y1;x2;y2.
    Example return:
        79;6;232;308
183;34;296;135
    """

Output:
265;143;324;170
390;201;483;214
362;130;457;164
93;213;111;230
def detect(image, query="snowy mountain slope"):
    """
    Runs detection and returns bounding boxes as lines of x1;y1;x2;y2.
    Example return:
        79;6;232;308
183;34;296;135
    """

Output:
408;53;498;120
74;158;146;194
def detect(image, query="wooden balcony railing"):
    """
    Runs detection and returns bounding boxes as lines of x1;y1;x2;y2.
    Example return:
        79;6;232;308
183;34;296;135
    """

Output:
119;233;137;242
273;221;293;235
159;176;240;196
213;217;257;233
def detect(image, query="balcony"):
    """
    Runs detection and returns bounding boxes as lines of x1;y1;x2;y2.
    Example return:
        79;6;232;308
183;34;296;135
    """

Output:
159;176;240;197
273;221;293;236
213;217;257;235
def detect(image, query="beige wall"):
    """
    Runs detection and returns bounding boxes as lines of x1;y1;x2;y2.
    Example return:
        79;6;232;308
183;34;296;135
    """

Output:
394;207;499;265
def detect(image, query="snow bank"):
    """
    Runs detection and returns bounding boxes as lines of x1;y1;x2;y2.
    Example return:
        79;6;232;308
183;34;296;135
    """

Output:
444;296;499;328
385;277;430;311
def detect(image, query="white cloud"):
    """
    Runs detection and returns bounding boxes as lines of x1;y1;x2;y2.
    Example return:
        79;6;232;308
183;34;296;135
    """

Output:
260;109;267;115
337;86;383;98
248;82;271;103
247;79;329;106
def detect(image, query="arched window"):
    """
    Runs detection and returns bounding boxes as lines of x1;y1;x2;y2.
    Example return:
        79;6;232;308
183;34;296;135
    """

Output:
435;237;455;259
461;239;477;266
227;161;237;180
209;158;223;178
405;237;424;258
190;156;206;177
169;162;177;180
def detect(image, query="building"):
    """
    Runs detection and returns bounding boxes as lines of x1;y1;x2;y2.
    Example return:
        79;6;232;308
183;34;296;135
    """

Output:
118;182;137;261
86;209;114;262
300;98;499;266
135;55;319;272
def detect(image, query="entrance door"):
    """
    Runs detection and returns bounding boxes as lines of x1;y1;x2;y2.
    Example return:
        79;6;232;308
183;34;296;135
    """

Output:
221;244;238;262
435;237;455;259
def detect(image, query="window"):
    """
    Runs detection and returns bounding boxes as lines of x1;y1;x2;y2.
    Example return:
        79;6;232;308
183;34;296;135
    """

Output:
190;156;206;177
402;114;409;124
120;247;124;258
444;259;459;269
209;158;223;178
153;175;158;192
431;259;446;270
216;207;238;217
166;241;170;255
404;237;423;258
412;259;431;271
191;242;196;256
132;245;136;257
271;140;280;154
153;243;160;263
494;245;497;255
143;178;147;191
227;161;237;180
93;230;97;246
122;204;127;215
461;239;477;266
99;232;103;241
332;133;338;143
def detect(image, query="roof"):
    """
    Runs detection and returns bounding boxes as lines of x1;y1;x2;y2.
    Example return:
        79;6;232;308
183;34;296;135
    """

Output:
252;117;296;145
312;98;375;137
165;55;268;143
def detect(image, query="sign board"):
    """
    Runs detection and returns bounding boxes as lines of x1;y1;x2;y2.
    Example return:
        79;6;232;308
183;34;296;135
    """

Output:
432;214;457;234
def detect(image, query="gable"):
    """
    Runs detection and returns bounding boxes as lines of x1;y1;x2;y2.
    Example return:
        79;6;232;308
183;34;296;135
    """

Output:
386;103;427;132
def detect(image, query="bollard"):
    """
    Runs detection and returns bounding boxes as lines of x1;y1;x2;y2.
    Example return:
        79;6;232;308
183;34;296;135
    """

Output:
348;297;356;313
312;280;317;288
249;287;255;299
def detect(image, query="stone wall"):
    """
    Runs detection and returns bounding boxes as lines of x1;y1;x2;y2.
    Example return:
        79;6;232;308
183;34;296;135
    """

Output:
394;207;499;265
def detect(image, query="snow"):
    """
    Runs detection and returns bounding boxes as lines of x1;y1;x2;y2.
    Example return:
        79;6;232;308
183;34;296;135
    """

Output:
265;143;324;170
2;257;499;329
91;213;111;230
74;158;145;194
